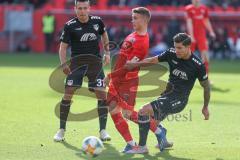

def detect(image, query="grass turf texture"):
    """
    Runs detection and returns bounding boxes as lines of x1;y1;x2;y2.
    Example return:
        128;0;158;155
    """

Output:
0;53;240;160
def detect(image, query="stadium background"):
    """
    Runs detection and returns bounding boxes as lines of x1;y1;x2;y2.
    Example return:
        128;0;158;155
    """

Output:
0;0;240;160
0;0;240;59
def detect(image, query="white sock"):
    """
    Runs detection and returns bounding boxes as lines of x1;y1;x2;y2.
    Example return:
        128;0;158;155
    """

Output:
154;127;162;135
127;140;136;146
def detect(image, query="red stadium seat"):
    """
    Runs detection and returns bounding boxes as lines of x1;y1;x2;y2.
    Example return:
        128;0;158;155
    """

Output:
154;6;164;11
54;0;66;9
109;6;119;10
178;6;185;11
226;6;236;12
213;6;224;12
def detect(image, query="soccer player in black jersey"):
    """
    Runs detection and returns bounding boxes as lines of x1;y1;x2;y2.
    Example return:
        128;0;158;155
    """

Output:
125;33;210;153
54;0;111;142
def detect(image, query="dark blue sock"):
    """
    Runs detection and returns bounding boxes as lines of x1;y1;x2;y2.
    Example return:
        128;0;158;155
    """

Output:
60;99;71;130
97;100;108;132
138;115;150;146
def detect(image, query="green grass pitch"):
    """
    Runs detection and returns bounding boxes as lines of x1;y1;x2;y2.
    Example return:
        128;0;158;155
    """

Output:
0;53;240;160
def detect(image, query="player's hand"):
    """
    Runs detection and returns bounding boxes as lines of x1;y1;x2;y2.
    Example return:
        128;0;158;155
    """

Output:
202;106;209;120
191;36;196;43
209;32;216;40
103;54;110;66
125;61;137;70
103;76;110;86
62;64;72;75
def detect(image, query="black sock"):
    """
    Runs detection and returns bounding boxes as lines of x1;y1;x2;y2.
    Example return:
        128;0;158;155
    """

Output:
60;99;71;130
138;114;150;146
97;100;108;132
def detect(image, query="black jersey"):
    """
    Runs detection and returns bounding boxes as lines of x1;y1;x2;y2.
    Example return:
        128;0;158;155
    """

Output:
158;48;208;97
60;15;106;57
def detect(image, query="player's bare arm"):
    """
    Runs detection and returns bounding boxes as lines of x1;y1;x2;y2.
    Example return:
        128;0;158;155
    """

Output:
59;42;71;75
125;55;159;70
204;18;216;39
200;79;211;120
186;17;195;42
101;31;110;65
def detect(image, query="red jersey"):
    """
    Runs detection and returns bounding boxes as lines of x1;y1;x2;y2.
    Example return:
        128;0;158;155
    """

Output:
185;4;209;36
108;32;149;83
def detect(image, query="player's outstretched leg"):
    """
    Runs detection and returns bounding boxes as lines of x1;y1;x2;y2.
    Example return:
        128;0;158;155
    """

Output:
128;110;173;150
127;103;171;153
155;124;173;149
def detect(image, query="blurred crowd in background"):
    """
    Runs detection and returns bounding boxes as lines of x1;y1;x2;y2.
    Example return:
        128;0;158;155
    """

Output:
106;20;240;59
1;0;240;8
0;0;240;59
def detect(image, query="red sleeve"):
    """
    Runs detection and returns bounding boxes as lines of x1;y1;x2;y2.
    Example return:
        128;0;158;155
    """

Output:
185;5;193;19
204;6;209;18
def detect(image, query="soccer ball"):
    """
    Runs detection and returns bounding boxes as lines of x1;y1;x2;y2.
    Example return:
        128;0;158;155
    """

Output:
81;136;104;157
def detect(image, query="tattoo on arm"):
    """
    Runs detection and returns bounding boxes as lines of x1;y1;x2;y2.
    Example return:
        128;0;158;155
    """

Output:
200;80;211;107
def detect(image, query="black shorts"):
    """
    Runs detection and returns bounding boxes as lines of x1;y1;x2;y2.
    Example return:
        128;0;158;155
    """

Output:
150;93;188;121
65;55;105;91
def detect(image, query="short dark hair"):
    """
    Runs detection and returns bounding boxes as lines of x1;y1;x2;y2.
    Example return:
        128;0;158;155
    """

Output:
173;33;191;46
132;7;151;20
75;0;90;5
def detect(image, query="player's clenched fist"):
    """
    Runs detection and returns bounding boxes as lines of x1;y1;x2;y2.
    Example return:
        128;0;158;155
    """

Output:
62;64;72;75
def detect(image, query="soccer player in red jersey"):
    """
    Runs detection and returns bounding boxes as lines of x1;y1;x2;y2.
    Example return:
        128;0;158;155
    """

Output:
185;0;216;75
104;7;172;153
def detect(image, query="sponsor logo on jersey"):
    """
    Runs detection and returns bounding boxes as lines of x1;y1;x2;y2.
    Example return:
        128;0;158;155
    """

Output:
93;24;99;31
172;69;188;80
80;33;97;42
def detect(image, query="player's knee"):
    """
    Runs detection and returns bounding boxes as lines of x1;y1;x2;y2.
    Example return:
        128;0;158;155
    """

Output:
139;104;152;115
64;87;77;100
122;110;132;120
95;88;107;100
63;95;72;100
63;93;74;100
108;101;119;114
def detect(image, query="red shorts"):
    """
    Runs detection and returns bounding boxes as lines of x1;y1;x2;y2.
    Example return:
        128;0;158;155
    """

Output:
191;35;208;52
107;80;138;111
